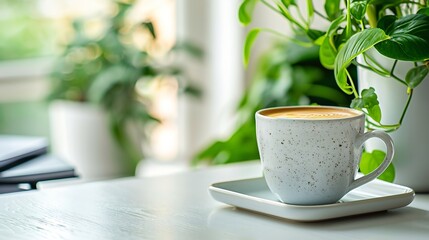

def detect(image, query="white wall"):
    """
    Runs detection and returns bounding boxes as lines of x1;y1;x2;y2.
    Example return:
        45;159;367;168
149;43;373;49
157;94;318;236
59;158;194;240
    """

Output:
176;0;244;161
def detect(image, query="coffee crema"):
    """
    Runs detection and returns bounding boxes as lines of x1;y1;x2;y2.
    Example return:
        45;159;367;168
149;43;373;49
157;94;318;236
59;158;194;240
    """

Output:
261;107;360;120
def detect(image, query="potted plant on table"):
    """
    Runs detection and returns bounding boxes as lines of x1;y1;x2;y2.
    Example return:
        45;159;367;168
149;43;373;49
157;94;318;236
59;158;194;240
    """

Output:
239;0;429;189
49;0;193;179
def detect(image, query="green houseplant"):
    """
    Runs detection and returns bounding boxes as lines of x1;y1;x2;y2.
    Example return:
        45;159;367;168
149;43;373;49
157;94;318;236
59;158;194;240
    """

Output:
196;1;429;185
238;0;429;184
240;0;429;130
193;41;354;165
49;0;195;178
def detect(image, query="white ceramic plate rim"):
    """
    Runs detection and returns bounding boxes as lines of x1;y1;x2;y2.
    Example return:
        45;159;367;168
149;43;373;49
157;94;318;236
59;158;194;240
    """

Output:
209;177;415;221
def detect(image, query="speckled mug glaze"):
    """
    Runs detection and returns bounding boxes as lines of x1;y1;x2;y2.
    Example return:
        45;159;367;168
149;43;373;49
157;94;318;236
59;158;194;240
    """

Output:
256;106;394;205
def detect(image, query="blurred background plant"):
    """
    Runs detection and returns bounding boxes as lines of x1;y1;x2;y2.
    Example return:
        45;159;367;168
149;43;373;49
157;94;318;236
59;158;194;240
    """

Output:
193;41;354;165
48;0;200;171
2;0;216;178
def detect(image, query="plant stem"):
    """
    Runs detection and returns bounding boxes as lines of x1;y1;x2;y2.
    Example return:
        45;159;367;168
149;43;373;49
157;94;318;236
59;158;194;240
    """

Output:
390;60;398;77
352;61;384;74
399;88;413;124
306;0;314;25
363;53;389;74
346;70;359;98
392;75;408;86
346;0;352;39
294;5;308;27
365;121;394;131
362;53;409;87
275;1;308;32
389;59;409;86
360;20;365;31
396;6;403;17
260;28;313;47
314;9;329;21
261;0;283;16
360;55;392;77
364;86;414;132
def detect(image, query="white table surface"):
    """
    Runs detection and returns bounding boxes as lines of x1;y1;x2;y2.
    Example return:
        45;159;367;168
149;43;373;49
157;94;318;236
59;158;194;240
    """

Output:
0;161;428;240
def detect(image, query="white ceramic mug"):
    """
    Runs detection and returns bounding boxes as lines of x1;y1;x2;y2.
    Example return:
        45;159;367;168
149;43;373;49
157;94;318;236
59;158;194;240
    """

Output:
255;106;394;205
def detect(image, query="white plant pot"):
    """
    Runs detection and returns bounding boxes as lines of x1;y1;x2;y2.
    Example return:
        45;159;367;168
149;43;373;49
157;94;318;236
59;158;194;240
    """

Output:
49;100;140;179
358;52;429;192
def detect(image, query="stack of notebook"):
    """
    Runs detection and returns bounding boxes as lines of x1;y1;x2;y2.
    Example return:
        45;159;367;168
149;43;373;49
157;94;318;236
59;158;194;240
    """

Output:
0;135;77;194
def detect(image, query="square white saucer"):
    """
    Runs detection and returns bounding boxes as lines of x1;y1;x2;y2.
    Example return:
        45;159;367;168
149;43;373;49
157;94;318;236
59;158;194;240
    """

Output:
209;177;415;222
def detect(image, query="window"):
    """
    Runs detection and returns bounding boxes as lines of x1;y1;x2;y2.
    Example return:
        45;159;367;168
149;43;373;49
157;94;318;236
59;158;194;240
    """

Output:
0;0;248;174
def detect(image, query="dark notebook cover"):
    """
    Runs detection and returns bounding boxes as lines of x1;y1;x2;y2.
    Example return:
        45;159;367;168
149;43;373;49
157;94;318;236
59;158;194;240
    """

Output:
0;154;77;184
0;135;48;171
0;184;31;194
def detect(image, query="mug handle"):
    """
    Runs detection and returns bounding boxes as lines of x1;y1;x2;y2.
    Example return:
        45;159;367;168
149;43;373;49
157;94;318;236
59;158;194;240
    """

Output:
347;130;394;192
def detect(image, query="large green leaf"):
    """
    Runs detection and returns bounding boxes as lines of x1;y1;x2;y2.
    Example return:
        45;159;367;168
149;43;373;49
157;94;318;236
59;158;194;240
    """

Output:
320;37;336;69
375;14;429;61
324;0;340;20
319;15;345;69
360;150;395;182
88;65;134;103
335;28;389;94
238;0;258;25
417;7;429;16
350;0;368;21
362;87;381;122
350;87;381;122
361;87;379;108
405;65;429;89
192;120;259;165
243;28;261;66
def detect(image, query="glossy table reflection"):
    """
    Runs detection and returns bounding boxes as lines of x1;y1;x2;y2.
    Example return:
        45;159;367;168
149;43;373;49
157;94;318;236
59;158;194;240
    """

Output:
0;161;428;240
